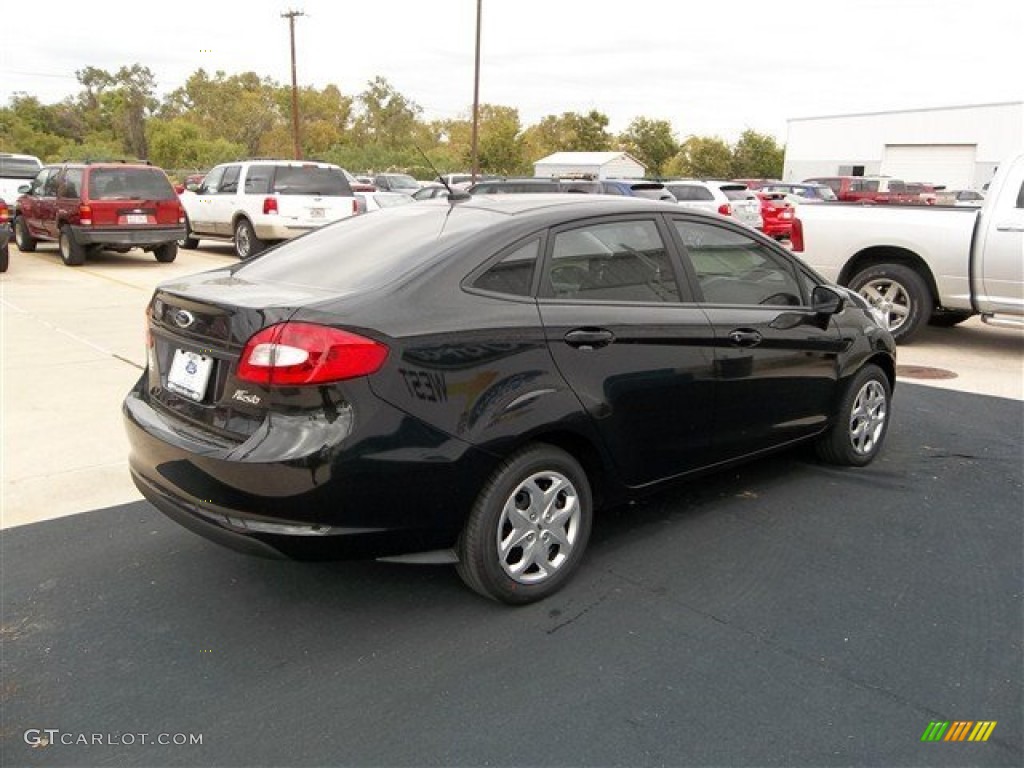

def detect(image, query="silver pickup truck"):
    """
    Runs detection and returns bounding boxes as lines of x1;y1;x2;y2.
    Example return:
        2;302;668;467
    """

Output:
790;152;1024;342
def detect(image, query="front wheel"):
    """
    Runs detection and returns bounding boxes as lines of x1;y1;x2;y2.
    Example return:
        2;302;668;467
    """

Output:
234;218;265;260
815;364;892;467
848;263;930;343
58;225;86;266
456;445;593;604
14;217;37;252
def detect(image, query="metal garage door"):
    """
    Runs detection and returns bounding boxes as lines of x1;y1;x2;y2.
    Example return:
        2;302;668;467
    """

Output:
881;144;977;189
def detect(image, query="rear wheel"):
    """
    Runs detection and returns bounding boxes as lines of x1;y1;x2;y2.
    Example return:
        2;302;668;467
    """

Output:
0;241;8;272
154;241;178;263
14;217;37;252
848;263;930;343
456;444;593;604
58;225;86;266
234;218;265;260
178;216;199;249
815;364;892;467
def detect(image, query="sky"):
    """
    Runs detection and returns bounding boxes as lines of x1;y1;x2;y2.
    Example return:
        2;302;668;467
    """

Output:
2;0;1021;144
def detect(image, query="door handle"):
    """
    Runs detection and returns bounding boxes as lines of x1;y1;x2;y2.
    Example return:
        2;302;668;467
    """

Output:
995;223;1024;232
728;329;763;347
564;328;615;349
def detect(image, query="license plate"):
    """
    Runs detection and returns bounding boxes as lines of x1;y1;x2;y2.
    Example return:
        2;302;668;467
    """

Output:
309;208;325;219
124;213;149;224
167;349;214;402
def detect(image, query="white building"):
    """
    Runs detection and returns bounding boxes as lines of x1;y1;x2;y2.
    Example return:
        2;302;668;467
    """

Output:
533;151;645;180
783;102;1024;190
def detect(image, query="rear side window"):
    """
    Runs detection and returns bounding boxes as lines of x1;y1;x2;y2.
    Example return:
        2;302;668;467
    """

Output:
88;168;176;200
545;219;680;302
271;165;353;196
471;239;539;297
62;169;83;198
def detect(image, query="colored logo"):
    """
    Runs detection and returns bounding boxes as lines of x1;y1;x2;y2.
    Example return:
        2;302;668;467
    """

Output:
921;721;996;742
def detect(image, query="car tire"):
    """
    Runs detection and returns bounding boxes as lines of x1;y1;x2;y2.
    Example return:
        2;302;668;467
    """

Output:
928;310;973;328
179;216;200;250
456;444;593;604
14;217;37;252
58;225;86;266
234;218;265;260
848;263;930;343
154;242;178;263
815;364;892;467
0;241;8;273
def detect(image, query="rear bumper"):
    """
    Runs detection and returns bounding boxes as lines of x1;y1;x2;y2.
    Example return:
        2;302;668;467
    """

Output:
123;382;495;560
72;225;185;247
253;216;352;242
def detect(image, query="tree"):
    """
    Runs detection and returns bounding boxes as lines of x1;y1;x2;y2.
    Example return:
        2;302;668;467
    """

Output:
351;77;422;150
442;104;527;175
522;110;612;159
618;117;678;177
665;136;734;178
75;65;158;158
731;129;785;179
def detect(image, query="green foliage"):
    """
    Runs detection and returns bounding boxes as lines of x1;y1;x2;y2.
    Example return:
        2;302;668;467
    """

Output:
2;65;786;181
617;117;679;176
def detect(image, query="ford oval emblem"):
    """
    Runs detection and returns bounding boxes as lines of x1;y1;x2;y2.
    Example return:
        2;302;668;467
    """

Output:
173;309;195;329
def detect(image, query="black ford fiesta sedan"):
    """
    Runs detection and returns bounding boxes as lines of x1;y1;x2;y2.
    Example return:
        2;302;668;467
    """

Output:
124;195;895;603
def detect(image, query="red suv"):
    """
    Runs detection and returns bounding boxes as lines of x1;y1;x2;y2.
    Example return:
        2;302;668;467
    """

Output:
802;175;915;204
14;162;185;266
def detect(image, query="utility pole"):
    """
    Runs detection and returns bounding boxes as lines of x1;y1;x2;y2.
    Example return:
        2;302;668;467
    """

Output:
282;9;305;160
470;0;482;182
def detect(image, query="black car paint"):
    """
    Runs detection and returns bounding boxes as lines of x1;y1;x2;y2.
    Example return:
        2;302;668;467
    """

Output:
124;196;895;561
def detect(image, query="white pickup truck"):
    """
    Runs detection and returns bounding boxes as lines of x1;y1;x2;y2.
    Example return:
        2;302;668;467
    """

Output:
791;152;1024;342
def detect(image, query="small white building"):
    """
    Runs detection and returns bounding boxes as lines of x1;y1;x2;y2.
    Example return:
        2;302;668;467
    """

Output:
533;151;646;180
783;102;1024;190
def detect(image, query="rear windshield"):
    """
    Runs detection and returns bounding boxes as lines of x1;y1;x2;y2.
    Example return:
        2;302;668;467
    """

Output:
259;165;353;196
720;185;751;200
236;204;498;291
87;168;176;200
626;183;671;200
0;156;43;179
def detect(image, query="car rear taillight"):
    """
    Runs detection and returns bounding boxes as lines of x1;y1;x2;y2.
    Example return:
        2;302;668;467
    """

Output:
178;203;185;224
79;204;93;226
0;201;8;224
791;217;804;252
237;323;388;386
263;197;278;215
717;203;731;216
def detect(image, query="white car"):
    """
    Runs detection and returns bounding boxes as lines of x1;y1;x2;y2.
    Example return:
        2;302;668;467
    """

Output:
664;180;764;231
355;191;416;213
179;159;359;258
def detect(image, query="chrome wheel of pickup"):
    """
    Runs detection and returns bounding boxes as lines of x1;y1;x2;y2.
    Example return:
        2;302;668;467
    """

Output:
859;278;910;333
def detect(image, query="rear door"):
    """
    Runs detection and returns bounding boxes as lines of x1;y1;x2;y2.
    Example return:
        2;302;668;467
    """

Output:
537;214;717;486
668;215;845;460
21;167;58;238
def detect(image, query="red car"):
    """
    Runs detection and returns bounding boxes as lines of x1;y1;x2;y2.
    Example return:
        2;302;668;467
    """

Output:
755;190;794;240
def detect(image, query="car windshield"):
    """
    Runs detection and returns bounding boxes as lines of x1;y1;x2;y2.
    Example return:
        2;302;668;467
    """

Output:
88;168;177;200
0;157;42;178
236;204;498;291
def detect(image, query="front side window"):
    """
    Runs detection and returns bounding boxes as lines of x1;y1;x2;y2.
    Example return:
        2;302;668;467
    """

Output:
544;219;680;302
672;219;803;307
42;169;61;196
200;166;226;194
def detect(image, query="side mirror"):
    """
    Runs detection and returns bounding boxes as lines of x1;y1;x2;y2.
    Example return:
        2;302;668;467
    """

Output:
812;285;845;315
18;184;31;194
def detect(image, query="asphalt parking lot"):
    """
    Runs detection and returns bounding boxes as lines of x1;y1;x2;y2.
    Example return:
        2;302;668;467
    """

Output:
2;240;1022;766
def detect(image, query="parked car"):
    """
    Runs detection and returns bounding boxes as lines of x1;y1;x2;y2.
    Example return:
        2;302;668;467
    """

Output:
935;189;985;207
411;183;450;201
178;159;358;259
802;176;916;204
665;180;764;230
124;195;895;604
732;178;782;190
373;173;420;194
759;183;838;204
0;197;10;272
14;161;185;266
355;190;416;213
468;177;676;200
755;190;795;240
791;151;1024;341
0;152;43;214
906;182;940;205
